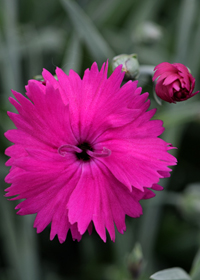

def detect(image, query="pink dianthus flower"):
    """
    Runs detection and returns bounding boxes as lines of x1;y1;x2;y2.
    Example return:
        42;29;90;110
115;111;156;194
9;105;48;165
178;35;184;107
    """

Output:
5;62;177;242
153;62;199;103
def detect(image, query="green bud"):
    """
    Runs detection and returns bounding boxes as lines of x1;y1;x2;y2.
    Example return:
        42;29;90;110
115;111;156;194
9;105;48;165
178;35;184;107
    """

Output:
112;54;140;80
132;21;162;44
179;184;200;225
187;67;192;74
53;74;58;81
33;75;44;81
127;243;143;280
33;74;58;83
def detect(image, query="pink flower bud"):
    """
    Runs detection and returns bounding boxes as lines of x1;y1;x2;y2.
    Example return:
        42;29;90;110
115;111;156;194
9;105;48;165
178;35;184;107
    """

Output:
152;62;199;103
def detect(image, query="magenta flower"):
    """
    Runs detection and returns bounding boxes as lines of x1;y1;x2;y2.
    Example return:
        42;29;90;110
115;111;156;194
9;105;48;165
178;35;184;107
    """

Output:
5;62;177;242
153;62;199;103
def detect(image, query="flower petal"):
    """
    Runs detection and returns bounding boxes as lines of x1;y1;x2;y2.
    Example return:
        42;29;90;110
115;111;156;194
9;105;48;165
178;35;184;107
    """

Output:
97;138;176;191
5;61;178;243
67;161;144;242
153;62;198;103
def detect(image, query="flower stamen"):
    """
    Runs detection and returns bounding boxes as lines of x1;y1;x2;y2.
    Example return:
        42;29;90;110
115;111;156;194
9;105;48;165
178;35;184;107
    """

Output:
87;147;111;158
58;144;81;156
58;143;111;160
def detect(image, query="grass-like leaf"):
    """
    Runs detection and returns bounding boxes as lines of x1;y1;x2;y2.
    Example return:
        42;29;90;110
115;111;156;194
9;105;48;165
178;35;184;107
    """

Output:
190;249;200;280
60;0;114;63
150;267;191;280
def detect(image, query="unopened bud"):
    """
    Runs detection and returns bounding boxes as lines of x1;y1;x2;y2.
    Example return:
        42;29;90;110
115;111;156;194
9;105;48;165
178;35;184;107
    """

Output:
112;54;140;80
153;62;199;103
127;243;143;280
33;74;58;86
179;184;200;225
33;75;44;81
132;21;162;44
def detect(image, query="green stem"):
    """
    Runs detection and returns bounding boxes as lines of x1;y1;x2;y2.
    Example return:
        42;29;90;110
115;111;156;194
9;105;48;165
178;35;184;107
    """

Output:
139;65;155;77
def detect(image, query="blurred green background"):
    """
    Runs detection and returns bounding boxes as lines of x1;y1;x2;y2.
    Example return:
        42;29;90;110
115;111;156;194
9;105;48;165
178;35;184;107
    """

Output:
1;0;200;279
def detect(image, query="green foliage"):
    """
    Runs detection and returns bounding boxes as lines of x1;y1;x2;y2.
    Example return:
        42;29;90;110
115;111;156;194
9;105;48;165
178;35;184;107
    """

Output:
190;249;200;280
1;0;200;280
61;0;114;63
150;268;191;280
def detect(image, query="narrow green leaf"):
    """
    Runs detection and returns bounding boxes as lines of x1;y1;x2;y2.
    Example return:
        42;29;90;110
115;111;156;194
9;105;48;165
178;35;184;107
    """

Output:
175;0;196;64
155;101;200;127
135;45;169;65
150;267;191;280
61;33;82;75
125;0;163;31
87;0;122;26
188;8;200;76
3;0;22;91
60;0;114;63
190;249;200;280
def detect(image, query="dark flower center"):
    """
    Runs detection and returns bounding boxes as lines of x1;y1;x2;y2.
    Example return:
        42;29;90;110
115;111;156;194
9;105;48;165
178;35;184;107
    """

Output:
76;142;93;161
